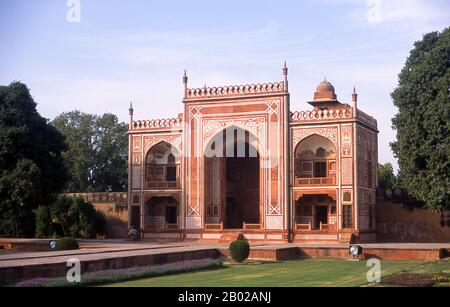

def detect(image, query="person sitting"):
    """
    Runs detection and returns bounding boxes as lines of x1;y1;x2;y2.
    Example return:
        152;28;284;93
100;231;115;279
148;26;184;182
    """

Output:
127;226;140;241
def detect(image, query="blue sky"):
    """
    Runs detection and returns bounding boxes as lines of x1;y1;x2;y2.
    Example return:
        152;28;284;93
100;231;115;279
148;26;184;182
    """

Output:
0;0;449;169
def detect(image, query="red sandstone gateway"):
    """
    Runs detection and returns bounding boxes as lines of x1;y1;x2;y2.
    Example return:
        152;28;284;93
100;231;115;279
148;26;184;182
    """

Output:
127;64;378;244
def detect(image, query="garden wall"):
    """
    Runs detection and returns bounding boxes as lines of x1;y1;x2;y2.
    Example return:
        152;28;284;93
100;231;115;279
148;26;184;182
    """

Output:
376;202;450;243
67;193;128;239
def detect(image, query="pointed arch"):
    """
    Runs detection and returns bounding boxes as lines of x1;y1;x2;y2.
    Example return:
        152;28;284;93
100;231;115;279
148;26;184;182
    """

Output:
145;141;181;190
294;134;337;186
204;126;261;229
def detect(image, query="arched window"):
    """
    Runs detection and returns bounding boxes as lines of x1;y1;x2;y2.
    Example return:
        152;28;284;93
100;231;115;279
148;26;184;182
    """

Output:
294;135;336;186
145;142;180;189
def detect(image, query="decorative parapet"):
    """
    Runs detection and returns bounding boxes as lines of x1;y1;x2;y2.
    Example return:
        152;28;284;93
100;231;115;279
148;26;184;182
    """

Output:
66;192;128;205
185;81;286;99
131;117;183;131
291;108;353;122
290;107;377;130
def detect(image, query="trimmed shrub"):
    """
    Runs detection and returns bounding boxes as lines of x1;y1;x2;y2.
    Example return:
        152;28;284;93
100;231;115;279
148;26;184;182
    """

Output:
55;237;79;251
229;240;250;262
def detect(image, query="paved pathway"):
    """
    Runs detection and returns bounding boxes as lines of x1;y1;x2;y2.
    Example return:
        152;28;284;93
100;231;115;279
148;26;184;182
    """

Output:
0;244;221;269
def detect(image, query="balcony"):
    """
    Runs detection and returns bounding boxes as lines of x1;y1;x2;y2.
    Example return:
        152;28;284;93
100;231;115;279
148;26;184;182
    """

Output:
295;176;336;187
294;157;337;187
146;164;181;190
146;179;181;190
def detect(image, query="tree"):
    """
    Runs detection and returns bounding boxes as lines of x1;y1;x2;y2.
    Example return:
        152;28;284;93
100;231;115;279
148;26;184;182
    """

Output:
35;205;54;238
0;82;67;237
51;111;95;192
36;196;105;238
391;27;450;211
91;113;128;192
52;112;128;192
378;163;397;190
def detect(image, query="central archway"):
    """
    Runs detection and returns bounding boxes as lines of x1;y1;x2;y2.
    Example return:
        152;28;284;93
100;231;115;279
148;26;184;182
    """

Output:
204;127;261;230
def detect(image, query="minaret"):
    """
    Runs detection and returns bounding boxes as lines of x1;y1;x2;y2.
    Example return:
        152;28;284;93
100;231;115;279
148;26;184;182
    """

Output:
352;87;358;116
183;70;188;97
129;102;134;129
283;61;289;91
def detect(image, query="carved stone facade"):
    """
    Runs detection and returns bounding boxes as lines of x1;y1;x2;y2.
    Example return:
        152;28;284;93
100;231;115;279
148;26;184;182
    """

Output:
128;68;378;243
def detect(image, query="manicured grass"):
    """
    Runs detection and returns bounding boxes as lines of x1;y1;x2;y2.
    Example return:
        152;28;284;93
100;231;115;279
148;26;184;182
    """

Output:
105;259;450;287
16;259;223;287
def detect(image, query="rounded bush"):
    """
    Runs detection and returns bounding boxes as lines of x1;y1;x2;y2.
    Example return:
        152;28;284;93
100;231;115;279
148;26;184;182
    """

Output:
229;240;250;263
55;237;79;251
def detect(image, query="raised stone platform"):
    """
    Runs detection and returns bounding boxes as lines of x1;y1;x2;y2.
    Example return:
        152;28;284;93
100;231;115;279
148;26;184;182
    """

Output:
220;243;450;261
0;240;448;284
0;242;221;283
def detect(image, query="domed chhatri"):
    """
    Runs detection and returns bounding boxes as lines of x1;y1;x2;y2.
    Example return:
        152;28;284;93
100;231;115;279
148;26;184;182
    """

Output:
316;78;335;94
309;78;339;106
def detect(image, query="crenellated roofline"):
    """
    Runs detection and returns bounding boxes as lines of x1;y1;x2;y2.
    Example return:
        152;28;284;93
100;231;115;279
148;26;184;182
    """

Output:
184;81;287;100
129;116;183;132
290;106;378;130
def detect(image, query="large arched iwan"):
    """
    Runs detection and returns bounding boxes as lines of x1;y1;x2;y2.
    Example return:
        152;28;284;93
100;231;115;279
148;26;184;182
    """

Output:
204;126;261;230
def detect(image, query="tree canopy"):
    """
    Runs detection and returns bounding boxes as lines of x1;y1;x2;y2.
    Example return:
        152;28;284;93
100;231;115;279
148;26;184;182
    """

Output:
378;163;397;190
0;82;67;237
391;27;450;211
36;195;105;239
52;111;128;193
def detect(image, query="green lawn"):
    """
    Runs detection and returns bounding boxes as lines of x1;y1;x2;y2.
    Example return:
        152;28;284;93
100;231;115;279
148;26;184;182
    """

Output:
105;259;450;287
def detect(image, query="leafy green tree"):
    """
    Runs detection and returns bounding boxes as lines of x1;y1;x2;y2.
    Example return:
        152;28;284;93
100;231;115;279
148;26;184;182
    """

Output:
391;27;450;211
91;113;128;192
51;111;95;192
52;112;128;192
38;195;105;238
378;163;397;190
0;82;67;237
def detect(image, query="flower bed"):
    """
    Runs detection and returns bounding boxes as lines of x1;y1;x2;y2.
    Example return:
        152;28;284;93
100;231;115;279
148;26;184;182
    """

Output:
16;258;223;287
382;272;450;287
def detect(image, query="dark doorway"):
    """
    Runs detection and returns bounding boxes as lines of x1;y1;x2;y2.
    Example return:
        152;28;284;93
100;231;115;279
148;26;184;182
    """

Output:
131;206;141;229
145;197;180;231
165;206;177;224
205;128;261;230
225;147;260;229
315;206;328;229
225;197;239;229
